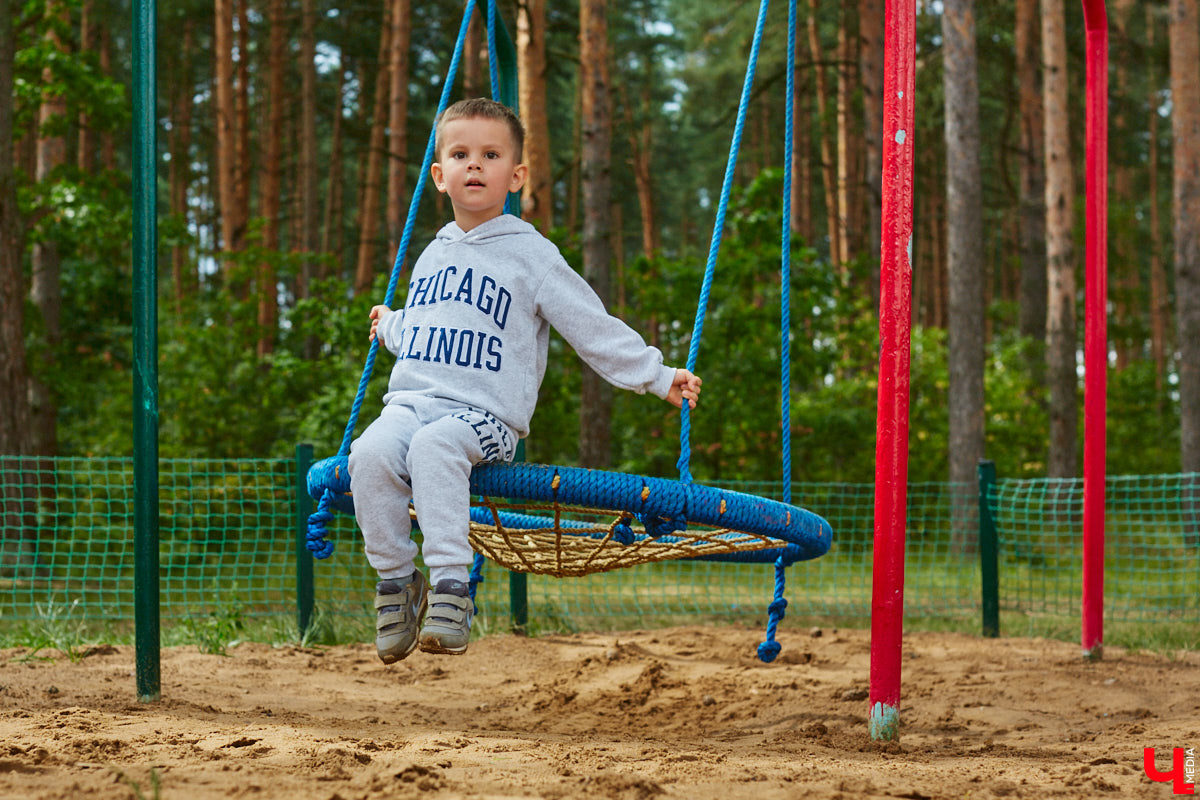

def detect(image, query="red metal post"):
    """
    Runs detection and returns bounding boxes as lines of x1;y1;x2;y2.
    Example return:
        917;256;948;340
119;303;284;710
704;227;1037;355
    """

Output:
1080;0;1108;660
868;0;916;741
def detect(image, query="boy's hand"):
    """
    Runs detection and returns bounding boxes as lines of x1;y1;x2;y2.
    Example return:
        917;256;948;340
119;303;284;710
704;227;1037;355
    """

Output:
666;369;702;410
368;305;391;342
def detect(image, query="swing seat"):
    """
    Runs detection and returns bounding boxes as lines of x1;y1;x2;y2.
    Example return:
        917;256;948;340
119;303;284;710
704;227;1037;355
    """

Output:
306;455;832;576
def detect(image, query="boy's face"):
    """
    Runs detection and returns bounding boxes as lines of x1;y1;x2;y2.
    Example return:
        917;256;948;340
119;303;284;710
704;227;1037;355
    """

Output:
431;117;527;231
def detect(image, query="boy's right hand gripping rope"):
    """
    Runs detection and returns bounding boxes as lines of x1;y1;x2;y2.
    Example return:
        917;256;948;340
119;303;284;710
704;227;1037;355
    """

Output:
306;490;336;560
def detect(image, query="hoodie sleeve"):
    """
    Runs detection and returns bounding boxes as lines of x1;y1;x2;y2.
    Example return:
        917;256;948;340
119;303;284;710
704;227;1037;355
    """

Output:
375;307;406;356
535;259;676;399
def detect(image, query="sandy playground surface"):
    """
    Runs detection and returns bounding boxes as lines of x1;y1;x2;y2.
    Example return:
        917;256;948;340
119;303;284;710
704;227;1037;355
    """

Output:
0;624;1197;799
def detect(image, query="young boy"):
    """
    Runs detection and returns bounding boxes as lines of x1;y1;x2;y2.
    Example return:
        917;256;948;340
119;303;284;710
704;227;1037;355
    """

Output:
348;98;702;664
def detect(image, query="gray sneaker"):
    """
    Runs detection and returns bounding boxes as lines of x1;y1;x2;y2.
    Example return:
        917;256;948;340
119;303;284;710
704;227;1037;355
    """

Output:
418;579;475;655
374;571;429;664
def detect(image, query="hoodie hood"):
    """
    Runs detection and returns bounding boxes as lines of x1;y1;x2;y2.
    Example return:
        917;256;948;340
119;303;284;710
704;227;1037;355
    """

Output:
435;213;535;245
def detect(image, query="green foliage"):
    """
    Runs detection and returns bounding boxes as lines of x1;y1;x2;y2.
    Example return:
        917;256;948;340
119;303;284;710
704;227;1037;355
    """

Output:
16;597;90;663
177;589;246;656
110;768;163;800
6;0;1187;487
1107;360;1180;475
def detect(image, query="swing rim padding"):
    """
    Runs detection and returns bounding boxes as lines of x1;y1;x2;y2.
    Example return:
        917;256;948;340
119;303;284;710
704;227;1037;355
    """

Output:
306;455;833;567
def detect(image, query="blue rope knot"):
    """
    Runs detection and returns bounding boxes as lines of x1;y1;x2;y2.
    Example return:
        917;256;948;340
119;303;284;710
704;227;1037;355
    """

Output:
756;559;789;663
756;639;782;663
306;492;336;560
640;512;685;538
612;515;636;545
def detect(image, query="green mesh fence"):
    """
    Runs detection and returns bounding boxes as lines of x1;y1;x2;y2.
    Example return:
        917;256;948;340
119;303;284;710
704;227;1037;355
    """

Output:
989;473;1200;623
1;455;1197;634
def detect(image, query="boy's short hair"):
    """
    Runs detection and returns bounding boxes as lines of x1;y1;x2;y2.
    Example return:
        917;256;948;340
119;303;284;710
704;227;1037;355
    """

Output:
435;98;525;162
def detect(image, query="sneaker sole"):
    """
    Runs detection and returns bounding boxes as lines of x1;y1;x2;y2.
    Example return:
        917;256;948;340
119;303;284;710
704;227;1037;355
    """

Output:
417;632;469;655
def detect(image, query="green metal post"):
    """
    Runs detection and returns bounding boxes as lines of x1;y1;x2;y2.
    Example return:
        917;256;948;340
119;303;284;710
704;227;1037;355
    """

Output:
509;440;529;633
132;0;160;702
978;459;999;638
485;6;529;634
295;444;315;637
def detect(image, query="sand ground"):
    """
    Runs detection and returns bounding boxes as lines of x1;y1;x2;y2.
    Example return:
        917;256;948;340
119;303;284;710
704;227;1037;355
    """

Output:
0;624;1197;799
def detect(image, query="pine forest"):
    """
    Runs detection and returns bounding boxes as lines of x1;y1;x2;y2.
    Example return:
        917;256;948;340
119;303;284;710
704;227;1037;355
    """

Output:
1;0;1198;487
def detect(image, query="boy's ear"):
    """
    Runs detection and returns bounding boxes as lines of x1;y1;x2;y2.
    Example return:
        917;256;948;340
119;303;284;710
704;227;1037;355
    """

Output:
430;162;447;193
509;163;529;193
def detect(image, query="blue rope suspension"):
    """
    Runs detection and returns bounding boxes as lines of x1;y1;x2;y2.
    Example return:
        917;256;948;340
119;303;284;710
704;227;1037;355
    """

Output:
758;0;799;665
471;0;506;601
677;0;771;486
306;0;481;560
781;0;796;507
305;1;818;665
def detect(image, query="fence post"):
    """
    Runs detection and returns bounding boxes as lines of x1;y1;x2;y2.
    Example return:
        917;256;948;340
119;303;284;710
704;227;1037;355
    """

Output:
978;459;999;637
509;440;529;633
132;0;161;704
295;443;315;637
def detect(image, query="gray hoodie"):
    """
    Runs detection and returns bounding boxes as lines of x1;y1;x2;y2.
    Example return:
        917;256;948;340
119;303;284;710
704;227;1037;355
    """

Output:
374;214;676;438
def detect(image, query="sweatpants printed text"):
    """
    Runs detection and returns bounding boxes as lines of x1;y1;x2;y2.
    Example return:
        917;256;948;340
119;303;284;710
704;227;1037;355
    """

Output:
452;409;515;463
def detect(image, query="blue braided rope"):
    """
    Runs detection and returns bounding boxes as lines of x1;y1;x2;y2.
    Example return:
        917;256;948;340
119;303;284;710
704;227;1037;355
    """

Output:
486;0;501;104
306;0;480;559
678;0;771;486
755;0;799;665
781;0;796;507
469;552;486;603
756;557;789;662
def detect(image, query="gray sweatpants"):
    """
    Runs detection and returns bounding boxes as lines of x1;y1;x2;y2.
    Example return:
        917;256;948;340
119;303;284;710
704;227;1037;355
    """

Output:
347;395;517;585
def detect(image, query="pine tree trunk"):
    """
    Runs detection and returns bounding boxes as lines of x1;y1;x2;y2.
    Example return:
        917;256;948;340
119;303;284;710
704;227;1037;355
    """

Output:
298;0;319;298
320;66;347;278
578;0;613;468
463;13;482;98
618;84;658;257
1043;0;1078;478
567;85;581;237
1147;6;1168;404
1110;0;1137;369
0;0;32;455
214;0;241;257
858;0;883;270
169;23;195;314
354;3;392;296
807;0;841;268
1170;0;1200;472
256;0;286;357
943;0;985;552
518;0;553;234
235;0;251;241
518;0;549;235
929;155;947;329
1015;0;1046;383
836;15;851;260
77;0;93;171
792;60;812;241
30;0;69;457
631;117;658;257
385;0;410;266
